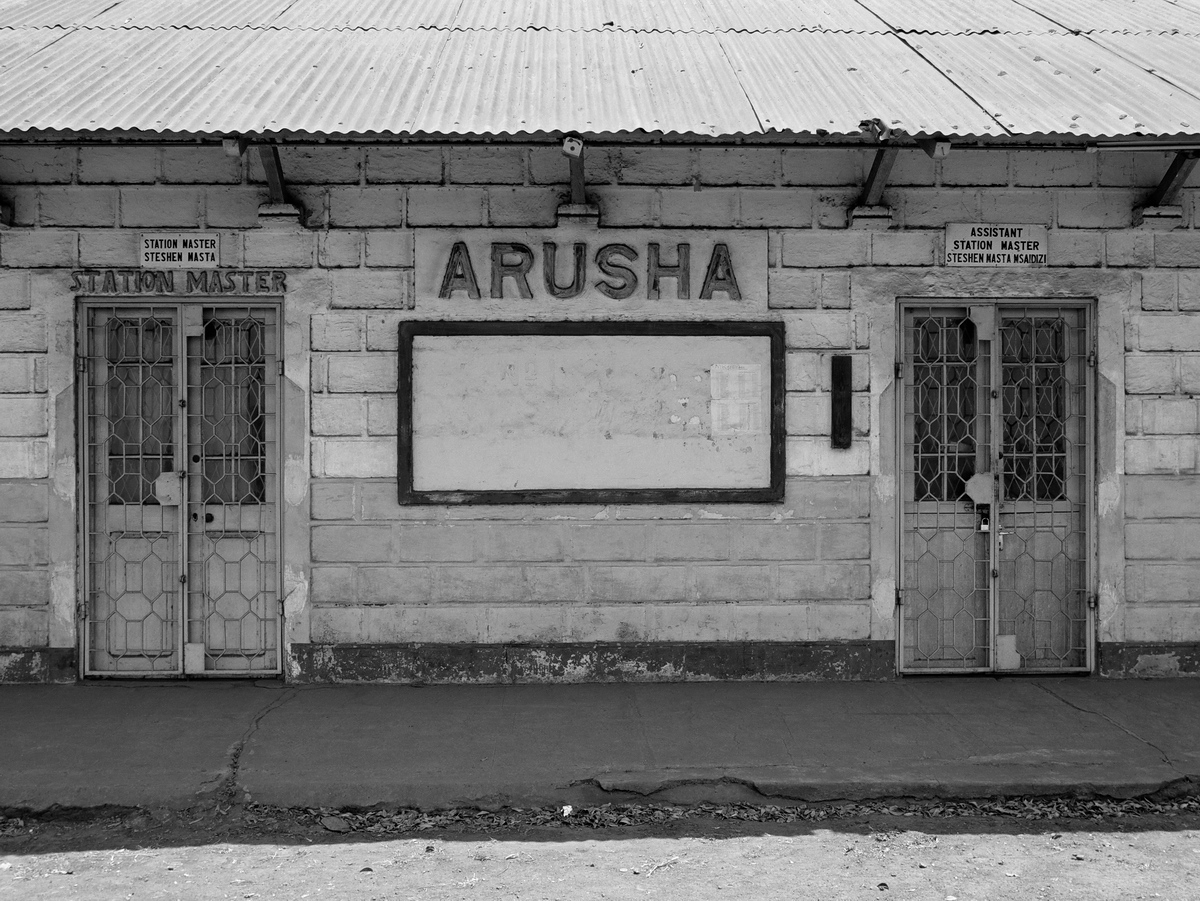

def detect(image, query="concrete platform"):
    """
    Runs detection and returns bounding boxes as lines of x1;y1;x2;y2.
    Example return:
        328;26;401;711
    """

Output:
2;678;1198;812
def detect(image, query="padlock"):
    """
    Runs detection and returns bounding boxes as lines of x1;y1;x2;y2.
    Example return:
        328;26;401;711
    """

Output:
979;514;990;533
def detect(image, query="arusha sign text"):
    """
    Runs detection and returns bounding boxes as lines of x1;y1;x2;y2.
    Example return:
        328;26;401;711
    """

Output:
140;233;221;268
415;228;766;310
945;224;1047;267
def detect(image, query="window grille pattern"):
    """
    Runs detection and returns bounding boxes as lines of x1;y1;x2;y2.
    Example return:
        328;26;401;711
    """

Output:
104;315;175;504
199;315;266;504
1001;316;1067;501
912;315;978;502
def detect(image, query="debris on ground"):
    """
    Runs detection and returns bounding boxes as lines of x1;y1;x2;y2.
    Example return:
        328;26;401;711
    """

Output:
274;794;1200;837
4;793;1199;842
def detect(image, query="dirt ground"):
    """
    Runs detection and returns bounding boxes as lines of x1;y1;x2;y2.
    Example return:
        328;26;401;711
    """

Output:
2;799;1198;901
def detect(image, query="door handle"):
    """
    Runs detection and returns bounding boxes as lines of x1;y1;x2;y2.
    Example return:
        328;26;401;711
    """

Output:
998;528;1013;551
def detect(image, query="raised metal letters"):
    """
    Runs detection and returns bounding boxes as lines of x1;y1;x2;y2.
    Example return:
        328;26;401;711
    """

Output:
70;269;287;295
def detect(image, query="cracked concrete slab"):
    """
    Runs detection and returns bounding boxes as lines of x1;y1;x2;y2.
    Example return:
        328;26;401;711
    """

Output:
4;678;1198;812
0;682;291;811
237;679;1199;810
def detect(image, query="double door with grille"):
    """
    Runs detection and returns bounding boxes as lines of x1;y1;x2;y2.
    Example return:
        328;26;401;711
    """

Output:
80;302;281;676
898;302;1094;673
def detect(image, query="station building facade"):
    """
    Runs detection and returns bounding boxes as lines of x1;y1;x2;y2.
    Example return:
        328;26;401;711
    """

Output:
0;136;1197;682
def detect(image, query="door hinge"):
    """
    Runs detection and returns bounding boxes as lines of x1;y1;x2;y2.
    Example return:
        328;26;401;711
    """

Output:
1086;350;1097;367
277;360;285;376
1087;594;1099;610
75;356;87;373
894;361;903;380
278;599;285;617
895;588;903;608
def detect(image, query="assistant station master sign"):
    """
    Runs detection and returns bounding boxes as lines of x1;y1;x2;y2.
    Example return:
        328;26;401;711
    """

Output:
944;223;1047;267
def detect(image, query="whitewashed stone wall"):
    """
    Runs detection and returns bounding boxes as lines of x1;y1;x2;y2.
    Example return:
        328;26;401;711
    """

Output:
0;142;1197;679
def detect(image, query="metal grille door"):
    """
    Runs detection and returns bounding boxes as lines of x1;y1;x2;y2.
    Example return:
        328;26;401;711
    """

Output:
898;303;1092;673
82;303;281;676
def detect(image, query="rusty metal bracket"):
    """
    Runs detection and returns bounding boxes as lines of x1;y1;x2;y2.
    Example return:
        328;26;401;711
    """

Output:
860;145;899;208
1145;149;1200;208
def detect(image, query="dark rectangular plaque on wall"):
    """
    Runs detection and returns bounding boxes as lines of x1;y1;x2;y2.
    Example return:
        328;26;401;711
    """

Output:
831;355;853;449
398;320;786;504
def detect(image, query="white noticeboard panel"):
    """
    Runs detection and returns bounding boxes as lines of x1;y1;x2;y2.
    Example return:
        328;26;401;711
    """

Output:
140;233;220;269
399;323;784;503
944;224;1047;267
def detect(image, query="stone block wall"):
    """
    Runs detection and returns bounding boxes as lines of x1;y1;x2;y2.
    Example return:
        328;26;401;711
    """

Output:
1;141;1198;680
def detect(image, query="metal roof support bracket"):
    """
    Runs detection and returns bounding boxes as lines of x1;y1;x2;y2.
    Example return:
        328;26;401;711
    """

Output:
556;202;602;227
848;146;899;229
555;135;600;225
255;144;308;227
1134;150;1199;230
1135;205;1185;230
848;204;894;229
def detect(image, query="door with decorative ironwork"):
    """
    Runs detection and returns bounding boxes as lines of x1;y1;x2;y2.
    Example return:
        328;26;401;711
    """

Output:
898;302;1093;673
81;302;281;676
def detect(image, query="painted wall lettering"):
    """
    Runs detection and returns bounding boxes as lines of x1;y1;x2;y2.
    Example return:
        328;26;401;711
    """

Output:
944;223;1048;267
140;233;221;268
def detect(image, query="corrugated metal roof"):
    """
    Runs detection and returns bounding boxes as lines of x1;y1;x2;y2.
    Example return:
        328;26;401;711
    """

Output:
270;0;465;32
699;0;889;33
191;29;444;135
446;0;710;32
908;32;1200;136
719;31;1002;136
860;0;1068;35
0;0;119;28
1;0;1199;139
1090;32;1200;107
0;25;65;69
0;28;264;131
83;0;296;29
1001;0;1200;34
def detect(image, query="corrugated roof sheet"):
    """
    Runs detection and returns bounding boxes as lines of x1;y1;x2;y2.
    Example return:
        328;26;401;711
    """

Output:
860;0;1067;35
1004;0;1200;34
270;0;465;32
0;24;64;70
83;0;296;29
0;0;118;28
908;32;1200;136
0;0;1199;139
699;0;889;33
719;31;1002;136
1090;32;1200;106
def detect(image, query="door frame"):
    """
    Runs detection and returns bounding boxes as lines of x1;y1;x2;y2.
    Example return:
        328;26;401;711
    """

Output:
76;297;285;678
894;296;1098;675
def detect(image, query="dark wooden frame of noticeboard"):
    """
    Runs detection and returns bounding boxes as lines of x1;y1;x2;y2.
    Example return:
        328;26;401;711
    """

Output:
397;320;786;505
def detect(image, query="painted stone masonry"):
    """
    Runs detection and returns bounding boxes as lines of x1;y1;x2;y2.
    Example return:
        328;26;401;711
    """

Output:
0;143;1198;681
